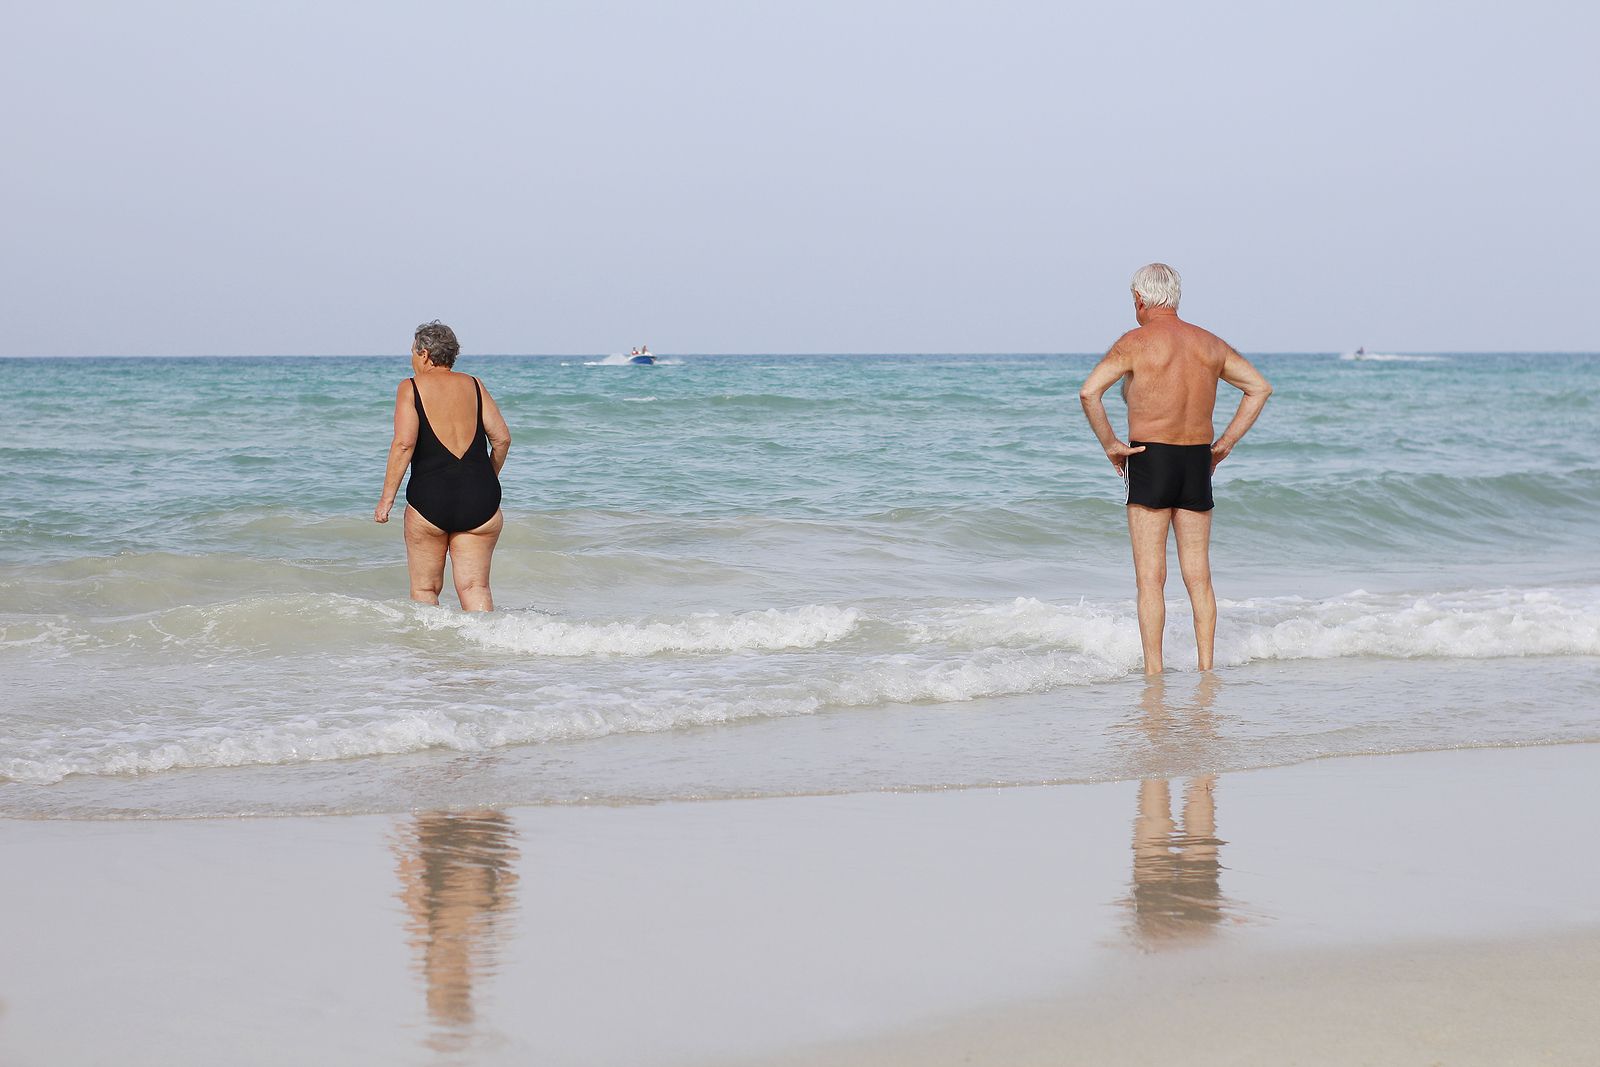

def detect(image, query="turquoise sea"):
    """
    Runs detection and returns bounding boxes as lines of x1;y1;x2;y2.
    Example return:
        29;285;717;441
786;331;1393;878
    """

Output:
2;352;1597;817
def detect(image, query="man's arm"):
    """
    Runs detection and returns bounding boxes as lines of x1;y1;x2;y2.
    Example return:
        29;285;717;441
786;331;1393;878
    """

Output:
1210;350;1272;471
1079;341;1145;474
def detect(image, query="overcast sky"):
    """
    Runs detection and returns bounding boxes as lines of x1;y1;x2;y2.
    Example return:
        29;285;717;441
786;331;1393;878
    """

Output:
4;0;1595;356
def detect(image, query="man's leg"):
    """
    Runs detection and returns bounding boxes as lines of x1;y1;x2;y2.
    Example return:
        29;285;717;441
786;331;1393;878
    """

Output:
1172;508;1216;671
1127;505;1172;675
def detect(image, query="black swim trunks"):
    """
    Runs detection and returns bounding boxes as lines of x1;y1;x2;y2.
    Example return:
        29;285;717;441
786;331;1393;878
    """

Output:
1125;441;1214;512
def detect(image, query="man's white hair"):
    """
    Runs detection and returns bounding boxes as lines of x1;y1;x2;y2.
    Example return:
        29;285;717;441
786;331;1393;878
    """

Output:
1130;263;1182;309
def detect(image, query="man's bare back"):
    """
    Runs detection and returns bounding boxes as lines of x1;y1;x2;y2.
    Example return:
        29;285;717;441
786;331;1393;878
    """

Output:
1119;318;1232;446
1078;264;1272;675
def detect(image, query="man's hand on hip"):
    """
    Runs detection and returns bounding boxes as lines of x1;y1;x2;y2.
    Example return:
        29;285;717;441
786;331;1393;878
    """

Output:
1210;439;1233;472
1106;441;1145;475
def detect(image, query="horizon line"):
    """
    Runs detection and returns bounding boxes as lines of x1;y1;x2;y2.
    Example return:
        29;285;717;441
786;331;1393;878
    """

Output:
4;349;1598;360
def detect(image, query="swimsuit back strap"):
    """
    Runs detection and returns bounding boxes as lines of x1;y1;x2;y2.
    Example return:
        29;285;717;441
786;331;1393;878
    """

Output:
474;377;483;432
408;377;439;445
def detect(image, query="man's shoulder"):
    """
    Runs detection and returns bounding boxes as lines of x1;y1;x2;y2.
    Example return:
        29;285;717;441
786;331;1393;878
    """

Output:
1177;319;1233;349
1111;325;1151;352
1120;323;1186;361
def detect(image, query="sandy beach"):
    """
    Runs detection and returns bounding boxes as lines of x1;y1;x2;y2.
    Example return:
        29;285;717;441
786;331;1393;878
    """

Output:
3;742;1596;1066
756;931;1600;1067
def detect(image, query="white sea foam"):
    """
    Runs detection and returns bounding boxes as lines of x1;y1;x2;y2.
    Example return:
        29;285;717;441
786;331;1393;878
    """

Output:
4;588;1596;786
426;602;862;656
1339;351;1447;363
583;354;680;366
1223;587;1600;661
919;589;1600;662
826;649;1132;705
0;647;1126;785
908;597;1139;656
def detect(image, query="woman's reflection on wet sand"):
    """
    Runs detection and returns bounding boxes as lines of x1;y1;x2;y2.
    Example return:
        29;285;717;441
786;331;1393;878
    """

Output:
392;810;520;1051
1123;674;1234;947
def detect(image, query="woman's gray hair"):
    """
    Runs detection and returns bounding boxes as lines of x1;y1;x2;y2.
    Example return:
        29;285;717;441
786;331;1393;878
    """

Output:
413;320;460;368
1130;263;1182;309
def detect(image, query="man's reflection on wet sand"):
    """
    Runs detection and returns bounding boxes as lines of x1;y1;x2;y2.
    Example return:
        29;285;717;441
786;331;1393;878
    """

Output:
1123;674;1234;947
392;810;520;1051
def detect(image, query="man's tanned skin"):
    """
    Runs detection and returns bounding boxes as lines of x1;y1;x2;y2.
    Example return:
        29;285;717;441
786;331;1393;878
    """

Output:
1080;281;1272;675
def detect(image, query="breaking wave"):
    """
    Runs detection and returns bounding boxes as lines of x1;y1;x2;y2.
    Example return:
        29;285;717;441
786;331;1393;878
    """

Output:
4;586;1596;785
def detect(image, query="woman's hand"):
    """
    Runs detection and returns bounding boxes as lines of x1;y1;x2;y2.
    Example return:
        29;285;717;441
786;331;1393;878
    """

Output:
374;498;394;523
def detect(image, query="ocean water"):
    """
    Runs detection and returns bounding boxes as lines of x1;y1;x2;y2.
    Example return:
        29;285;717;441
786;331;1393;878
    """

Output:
2;352;1597;818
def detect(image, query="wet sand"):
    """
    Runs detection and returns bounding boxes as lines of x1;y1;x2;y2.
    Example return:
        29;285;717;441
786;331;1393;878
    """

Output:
1;743;1596;1066
753;930;1600;1067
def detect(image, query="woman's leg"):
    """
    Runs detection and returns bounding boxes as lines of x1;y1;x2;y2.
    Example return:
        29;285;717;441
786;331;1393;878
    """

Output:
446;509;504;612
403;506;449;605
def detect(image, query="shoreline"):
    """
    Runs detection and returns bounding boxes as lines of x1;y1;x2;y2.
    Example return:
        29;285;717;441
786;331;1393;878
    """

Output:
11;654;1599;821
2;733;1592;823
2;743;1596;1065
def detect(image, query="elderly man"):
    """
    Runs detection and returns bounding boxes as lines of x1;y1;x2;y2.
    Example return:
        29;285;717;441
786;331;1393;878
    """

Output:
1079;264;1273;674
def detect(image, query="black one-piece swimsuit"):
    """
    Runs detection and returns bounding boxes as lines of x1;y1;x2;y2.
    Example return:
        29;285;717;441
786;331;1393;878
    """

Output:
404;377;502;533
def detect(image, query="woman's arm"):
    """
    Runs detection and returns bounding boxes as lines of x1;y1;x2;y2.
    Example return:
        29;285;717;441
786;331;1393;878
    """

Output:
374;381;420;523
479;379;512;475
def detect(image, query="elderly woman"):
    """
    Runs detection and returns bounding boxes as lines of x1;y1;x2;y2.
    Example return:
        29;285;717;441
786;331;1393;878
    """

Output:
374;321;512;611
